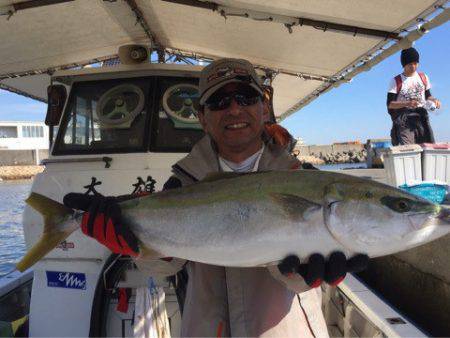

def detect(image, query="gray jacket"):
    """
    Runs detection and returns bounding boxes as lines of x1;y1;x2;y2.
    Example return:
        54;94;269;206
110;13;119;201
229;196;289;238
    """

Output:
137;135;329;337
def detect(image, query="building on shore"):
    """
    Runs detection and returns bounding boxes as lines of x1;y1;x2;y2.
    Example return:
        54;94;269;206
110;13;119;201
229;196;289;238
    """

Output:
333;140;362;145
295;137;305;146
0;121;49;150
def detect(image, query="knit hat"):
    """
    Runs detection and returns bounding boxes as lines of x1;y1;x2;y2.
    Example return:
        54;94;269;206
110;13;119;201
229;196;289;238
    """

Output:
401;47;420;67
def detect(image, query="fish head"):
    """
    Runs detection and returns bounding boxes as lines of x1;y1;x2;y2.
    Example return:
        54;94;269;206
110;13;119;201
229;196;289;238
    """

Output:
324;179;450;257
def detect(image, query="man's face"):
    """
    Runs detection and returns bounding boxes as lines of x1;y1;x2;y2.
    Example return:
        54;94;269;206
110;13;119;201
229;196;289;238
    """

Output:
404;62;419;73
199;82;264;152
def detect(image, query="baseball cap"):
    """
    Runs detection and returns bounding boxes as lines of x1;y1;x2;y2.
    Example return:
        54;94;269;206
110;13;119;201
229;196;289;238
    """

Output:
199;58;264;105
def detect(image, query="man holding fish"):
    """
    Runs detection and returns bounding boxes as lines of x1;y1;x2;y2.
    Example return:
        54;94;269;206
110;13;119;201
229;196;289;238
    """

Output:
23;58;450;337
63;58;366;337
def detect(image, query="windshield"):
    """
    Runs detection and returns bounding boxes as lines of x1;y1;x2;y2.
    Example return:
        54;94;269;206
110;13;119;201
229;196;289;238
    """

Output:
53;78;150;154
52;76;204;155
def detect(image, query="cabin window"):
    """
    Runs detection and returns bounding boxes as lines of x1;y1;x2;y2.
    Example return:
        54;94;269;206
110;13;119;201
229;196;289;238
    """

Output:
22;126;29;137
149;77;204;152
53;78;151;155
21;126;43;138
53;75;204;155
0;126;18;138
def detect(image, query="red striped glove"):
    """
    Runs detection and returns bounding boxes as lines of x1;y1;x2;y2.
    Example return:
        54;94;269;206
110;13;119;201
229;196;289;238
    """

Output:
278;252;369;287
63;193;140;257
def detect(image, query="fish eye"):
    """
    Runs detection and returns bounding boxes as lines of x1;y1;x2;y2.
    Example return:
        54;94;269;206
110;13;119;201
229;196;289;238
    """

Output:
380;196;412;213
365;191;373;198
395;200;411;212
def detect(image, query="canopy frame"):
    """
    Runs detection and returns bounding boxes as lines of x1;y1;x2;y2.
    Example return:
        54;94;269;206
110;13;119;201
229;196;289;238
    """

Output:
0;0;448;120
161;0;401;40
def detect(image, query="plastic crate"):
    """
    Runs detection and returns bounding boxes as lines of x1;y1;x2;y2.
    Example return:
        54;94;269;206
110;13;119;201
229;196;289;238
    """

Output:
372;141;392;149
421;143;450;184
399;182;448;204
383;145;422;187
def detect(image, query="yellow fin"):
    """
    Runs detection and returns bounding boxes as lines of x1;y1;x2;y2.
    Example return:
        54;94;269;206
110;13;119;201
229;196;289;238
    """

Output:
139;244;164;260
201;171;264;182
202;172;242;182
16;193;76;272
133;244;168;275
269;193;322;222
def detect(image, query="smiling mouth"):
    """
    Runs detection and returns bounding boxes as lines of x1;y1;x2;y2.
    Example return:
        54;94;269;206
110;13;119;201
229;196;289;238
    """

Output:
225;122;249;130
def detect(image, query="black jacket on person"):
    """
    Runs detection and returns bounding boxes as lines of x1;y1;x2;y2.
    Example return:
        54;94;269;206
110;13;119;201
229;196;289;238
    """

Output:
388;107;435;145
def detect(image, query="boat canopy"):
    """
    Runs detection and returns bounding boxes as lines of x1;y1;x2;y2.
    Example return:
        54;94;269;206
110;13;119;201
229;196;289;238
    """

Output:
0;0;448;120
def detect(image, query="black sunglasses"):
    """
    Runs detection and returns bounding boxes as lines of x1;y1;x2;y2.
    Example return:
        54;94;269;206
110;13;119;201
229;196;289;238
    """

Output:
205;85;262;111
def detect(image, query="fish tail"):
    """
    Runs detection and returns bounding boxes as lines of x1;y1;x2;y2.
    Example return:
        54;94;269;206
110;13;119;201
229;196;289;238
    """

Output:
16;193;76;272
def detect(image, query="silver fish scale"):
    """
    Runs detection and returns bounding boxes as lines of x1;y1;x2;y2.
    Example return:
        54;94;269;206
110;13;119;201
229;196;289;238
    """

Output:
119;170;450;266
125;195;340;266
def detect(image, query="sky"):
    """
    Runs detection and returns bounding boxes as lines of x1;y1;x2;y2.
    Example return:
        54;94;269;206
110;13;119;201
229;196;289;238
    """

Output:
281;21;450;145
0;21;448;146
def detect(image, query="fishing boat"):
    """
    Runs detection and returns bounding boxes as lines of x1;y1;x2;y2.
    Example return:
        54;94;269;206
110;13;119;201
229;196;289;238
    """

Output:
0;0;449;336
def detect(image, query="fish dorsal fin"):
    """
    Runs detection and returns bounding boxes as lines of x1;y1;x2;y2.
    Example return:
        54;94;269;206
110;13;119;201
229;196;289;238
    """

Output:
202;171;269;183
200;170;269;182
202;172;244;182
269;193;322;221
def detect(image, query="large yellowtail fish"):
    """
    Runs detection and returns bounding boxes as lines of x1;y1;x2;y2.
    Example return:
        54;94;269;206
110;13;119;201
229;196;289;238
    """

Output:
17;170;450;272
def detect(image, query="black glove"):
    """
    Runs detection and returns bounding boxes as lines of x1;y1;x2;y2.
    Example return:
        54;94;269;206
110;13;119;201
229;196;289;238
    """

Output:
278;252;368;288
301;162;319;170
63;193;140;257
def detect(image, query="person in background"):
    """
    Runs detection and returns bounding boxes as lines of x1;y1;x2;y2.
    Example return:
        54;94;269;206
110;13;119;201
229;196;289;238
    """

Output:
261;84;297;152
387;47;441;145
64;58;368;337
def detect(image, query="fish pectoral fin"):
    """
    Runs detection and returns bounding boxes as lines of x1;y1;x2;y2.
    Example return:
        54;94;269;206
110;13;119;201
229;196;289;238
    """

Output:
269;193;322;221
324;183;345;205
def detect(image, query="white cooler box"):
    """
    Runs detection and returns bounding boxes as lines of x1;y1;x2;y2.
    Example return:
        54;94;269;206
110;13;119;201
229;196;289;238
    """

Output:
383;144;422;187
421;143;450;184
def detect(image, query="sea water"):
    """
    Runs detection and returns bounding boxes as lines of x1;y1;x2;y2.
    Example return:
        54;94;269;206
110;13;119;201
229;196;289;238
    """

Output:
0;180;31;276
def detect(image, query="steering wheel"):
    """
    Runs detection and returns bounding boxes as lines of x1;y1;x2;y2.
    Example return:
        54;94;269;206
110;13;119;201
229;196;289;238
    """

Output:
96;84;145;126
162;83;200;124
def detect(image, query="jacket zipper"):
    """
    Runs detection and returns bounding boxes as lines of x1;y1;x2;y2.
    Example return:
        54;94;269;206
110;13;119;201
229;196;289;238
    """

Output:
298;295;316;338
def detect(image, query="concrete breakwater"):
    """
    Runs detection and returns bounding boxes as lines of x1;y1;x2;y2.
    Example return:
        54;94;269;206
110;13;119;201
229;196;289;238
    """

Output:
317;149;367;164
0;165;44;180
0;149;46;180
294;144;366;165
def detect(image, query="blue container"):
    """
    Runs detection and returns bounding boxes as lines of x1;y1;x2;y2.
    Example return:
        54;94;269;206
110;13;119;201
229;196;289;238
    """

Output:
372;141;392;148
399;182;448;204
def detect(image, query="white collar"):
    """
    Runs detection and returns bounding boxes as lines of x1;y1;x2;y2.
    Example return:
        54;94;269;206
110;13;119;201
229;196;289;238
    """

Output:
219;145;265;173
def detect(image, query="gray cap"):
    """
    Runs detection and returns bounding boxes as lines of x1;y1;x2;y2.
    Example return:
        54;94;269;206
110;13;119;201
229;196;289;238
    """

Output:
199;58;264;105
